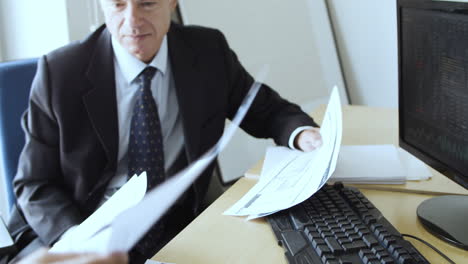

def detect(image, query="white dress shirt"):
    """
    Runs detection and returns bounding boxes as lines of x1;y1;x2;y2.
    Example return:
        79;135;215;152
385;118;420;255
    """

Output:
104;36;185;198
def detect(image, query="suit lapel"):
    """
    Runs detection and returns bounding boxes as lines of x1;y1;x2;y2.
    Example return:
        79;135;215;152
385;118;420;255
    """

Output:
168;25;204;161
83;29;119;168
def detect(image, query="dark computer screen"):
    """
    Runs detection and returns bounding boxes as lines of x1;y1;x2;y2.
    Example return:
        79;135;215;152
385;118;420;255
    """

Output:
398;0;468;250
398;1;468;189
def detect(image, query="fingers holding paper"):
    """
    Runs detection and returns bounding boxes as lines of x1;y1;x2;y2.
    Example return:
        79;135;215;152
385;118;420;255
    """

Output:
295;127;323;152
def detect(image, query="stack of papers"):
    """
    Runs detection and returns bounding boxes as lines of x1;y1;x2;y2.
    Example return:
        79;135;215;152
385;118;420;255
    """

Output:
330;145;431;184
254;145;431;186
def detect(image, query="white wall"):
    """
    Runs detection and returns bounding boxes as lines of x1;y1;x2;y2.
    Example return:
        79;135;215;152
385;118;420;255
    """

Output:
0;2;3;62
181;0;340;106
180;0;347;181
327;0;398;107
66;0;104;42
0;0;70;61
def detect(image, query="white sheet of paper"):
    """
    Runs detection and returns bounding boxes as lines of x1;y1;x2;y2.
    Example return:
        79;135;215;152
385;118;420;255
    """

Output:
144;260;175;264
53;66;269;254
50;173;147;253
0;217;13;248
224;86;342;219
398;148;432;180
330;145;406;184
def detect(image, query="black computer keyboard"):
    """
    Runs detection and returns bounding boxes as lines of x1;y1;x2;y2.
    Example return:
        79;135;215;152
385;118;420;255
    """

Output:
267;183;429;264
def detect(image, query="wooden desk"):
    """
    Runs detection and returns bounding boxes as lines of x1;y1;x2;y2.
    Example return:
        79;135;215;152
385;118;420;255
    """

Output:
154;105;468;263
154;177;467;263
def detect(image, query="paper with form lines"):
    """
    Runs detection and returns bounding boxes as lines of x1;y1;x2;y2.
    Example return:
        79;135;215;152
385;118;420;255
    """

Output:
224;86;342;220
50;66;269;254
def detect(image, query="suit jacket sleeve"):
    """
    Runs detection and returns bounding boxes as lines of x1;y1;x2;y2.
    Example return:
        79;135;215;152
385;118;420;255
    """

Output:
217;31;318;145
13;56;82;246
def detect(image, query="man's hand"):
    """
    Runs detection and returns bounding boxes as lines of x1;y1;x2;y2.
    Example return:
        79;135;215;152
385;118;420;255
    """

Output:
18;248;128;264
294;127;323;152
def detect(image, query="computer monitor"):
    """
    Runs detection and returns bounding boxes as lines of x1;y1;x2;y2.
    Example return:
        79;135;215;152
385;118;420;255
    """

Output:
398;0;468;250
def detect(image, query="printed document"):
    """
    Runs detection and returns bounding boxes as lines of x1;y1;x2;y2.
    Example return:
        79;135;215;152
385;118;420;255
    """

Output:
224;86;342;219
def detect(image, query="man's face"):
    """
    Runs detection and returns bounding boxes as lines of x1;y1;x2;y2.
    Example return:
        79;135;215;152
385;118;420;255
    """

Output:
100;0;177;63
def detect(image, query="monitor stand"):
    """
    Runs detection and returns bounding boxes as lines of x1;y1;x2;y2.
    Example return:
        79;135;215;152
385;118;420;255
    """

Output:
417;195;468;250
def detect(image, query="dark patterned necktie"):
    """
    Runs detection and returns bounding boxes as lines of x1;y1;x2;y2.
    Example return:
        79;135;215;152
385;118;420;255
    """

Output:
128;67;166;257
128;66;165;190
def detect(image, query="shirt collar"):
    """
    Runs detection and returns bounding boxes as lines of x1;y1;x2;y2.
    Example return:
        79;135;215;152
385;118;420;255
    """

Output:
111;35;168;84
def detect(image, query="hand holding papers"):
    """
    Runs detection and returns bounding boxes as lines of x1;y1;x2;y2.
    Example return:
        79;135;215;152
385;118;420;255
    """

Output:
224;86;343;220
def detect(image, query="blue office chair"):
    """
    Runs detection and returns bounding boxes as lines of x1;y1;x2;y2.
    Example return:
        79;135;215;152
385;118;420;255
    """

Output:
0;58;38;215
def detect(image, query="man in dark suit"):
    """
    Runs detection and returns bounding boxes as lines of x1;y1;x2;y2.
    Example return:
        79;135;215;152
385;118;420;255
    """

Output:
4;0;322;263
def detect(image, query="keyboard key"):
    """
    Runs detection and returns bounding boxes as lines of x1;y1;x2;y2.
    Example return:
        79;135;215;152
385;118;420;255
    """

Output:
388;244;403;255
312;238;326;249
371;245;385;254
316;222;328;228
315;244;331;257
306;231;320;242
337;237;352;245
364;215;377;225
374;228;386;238
321;254;337;263
375;250;390;259
383;236;397;247
393;248;409;259
346;240;367;251
340;223;352;230
280;230;308;256
324;237;344;254
359;249;373;258
363;235;379;247
348;234;361;242
355;224;366;230
370;223;383;232
335;216;347;222
335;232;347;239
381;256;395;264
378;232;391;242
361;254;379;264
358;229;371;237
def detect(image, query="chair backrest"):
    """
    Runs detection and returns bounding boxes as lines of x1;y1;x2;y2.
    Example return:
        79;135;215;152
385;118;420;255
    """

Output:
0;58;38;212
